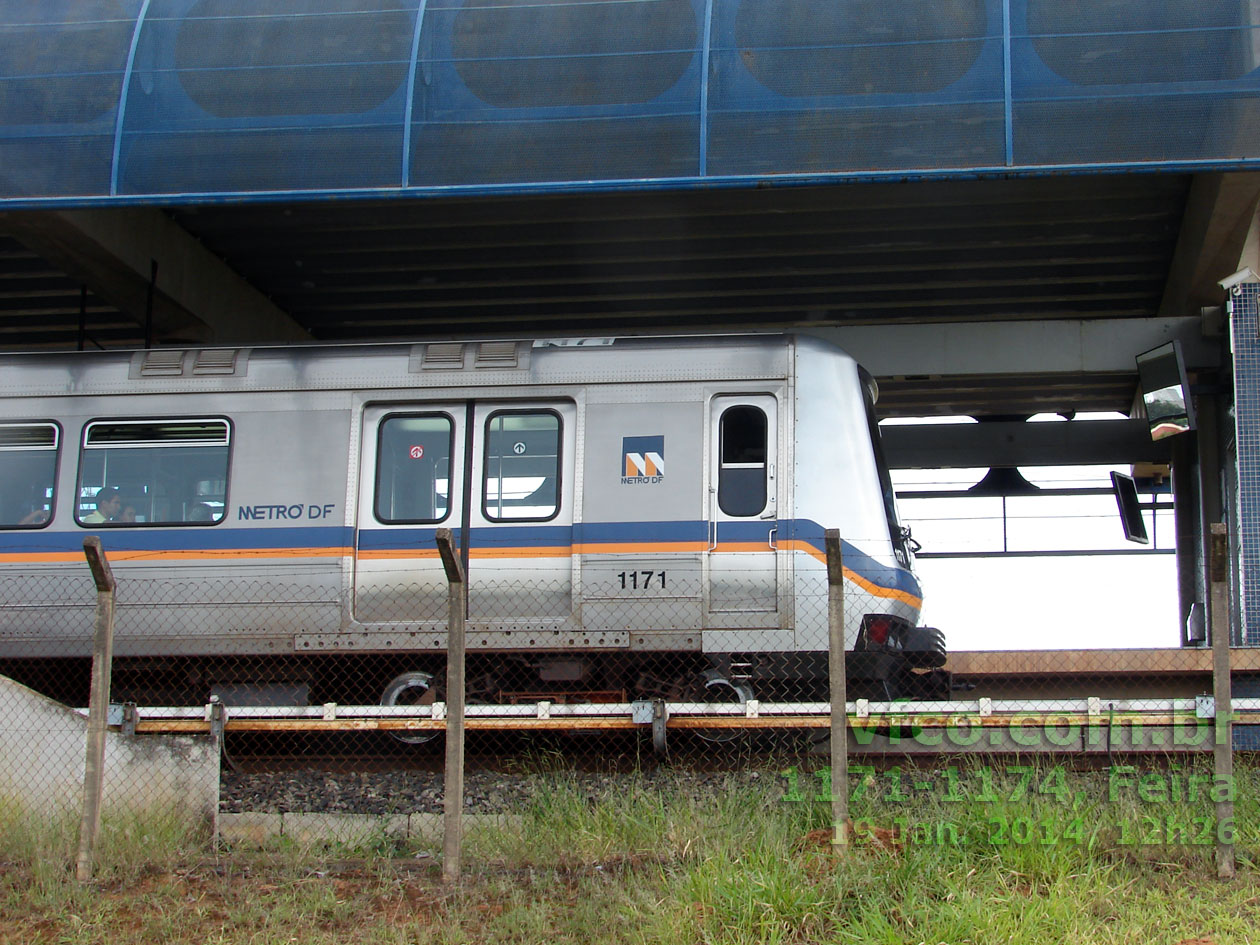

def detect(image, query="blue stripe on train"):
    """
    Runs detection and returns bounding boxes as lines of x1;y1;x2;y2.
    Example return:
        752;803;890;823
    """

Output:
1;518;921;602
0;525;353;553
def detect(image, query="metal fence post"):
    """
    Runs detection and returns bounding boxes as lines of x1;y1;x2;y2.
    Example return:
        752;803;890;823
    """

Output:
436;528;467;883
1209;523;1235;880
825;529;849;850
77;536;116;884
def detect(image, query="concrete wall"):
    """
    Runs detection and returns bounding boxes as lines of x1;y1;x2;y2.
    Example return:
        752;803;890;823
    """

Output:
0;673;219;829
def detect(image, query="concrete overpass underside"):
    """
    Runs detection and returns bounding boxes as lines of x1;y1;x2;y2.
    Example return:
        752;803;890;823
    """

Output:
0;173;1252;420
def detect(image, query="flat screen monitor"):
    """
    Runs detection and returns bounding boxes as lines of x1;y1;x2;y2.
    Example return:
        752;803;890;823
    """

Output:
1111;471;1149;544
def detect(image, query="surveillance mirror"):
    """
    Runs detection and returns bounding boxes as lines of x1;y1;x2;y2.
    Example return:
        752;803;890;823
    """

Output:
1135;340;1195;441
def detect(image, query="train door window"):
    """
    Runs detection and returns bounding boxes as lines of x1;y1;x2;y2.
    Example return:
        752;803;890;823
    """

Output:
718;405;767;516
483;410;560;521
76;419;230;526
0;422;59;529
375;414;454;523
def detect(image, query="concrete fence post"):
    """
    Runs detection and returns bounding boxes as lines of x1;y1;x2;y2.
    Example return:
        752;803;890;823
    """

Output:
436;528;467;883
825;529;849;851
1209;523;1235;880
77;536;116;884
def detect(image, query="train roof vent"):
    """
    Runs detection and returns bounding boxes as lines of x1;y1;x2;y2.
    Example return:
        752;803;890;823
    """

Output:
136;349;187;376
416;342;465;370
191;348;244;375
475;341;519;368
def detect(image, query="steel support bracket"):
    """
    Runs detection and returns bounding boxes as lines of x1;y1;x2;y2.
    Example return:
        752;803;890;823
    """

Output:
207;699;226;739
121;702;138;737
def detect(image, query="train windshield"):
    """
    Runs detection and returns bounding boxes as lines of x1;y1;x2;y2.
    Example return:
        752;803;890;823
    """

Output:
862;378;909;566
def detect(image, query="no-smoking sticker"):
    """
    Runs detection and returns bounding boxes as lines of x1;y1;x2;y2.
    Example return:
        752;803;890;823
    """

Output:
409;445;424;459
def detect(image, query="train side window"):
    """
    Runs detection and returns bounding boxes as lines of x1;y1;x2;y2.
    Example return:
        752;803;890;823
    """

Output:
718;405;767;516
76;419;230;526
375;414;454;524
0;422;59;529
483;410;560;522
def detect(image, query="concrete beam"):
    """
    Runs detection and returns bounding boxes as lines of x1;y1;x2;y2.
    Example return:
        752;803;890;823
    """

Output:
881;418;1171;469
1159;172;1260;317
808;316;1217;378
0;209;310;345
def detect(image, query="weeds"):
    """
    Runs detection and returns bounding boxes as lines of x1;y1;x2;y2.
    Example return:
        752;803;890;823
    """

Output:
0;760;1257;944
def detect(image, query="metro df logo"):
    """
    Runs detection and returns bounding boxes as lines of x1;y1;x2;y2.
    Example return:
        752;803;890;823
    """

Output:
622;435;665;484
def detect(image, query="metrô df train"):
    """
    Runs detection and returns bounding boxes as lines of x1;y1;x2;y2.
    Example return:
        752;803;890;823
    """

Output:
0;334;947;720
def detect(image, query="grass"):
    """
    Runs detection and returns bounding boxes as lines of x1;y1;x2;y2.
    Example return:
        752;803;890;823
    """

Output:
0;759;1258;944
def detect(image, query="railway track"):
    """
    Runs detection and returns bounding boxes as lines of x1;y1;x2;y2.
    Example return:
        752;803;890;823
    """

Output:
95;695;1260;764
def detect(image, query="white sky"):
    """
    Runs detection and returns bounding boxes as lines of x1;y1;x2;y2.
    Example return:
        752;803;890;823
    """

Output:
885;414;1181;650
910;554;1179;650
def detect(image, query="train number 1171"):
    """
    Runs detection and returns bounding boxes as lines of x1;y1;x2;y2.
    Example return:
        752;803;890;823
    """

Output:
618;571;666;590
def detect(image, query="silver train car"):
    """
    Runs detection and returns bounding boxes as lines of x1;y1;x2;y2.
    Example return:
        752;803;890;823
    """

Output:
0;334;946;711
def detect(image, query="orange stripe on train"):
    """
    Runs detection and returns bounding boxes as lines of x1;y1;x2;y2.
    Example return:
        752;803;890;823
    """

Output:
0;543;921;607
572;541;707;555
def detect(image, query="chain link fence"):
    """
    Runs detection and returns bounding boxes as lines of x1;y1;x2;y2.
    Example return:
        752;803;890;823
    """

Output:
0;532;1252;880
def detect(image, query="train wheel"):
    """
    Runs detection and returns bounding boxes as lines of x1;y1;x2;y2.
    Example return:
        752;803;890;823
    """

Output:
381;671;441;745
692;669;754;744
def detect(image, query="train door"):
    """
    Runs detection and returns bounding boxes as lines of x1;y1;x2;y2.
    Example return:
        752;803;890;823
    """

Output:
353;400;575;627
705;394;785;633
465;402;575;623
353;404;466;624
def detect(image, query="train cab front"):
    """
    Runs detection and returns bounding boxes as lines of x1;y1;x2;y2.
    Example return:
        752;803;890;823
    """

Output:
853;368;952;702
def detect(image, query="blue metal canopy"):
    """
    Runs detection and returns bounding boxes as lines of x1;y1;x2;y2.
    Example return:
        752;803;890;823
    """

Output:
2;0;1259;204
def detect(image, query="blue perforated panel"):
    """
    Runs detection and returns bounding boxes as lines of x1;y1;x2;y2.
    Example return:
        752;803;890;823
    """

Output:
1231;282;1260;646
2;0;1260;203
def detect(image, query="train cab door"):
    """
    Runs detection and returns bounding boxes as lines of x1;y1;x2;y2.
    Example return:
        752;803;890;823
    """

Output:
705;394;786;634
353;404;466;625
